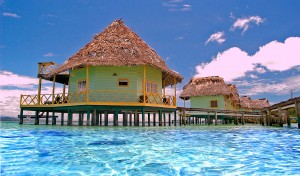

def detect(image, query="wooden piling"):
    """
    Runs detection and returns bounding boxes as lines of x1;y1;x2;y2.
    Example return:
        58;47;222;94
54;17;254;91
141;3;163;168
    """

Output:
104;111;108;126
61;112;64;126
99;113;102;126
52;111;56;125
46;112;49;125
163;113;166;126
148;113;151;126
67;109;72;126
34;111;39;125
153;113;156;126
286;110;291;128
241;113;245;125
159;110;162;126
114;110;118;126
296;102;300;129
134;111;138;126
86;109;91;126
19;109;23;124
78;113;82;126
174;111;177;126
123;112;128;126
96;111;100;126
214;111;218;125
142;108;145;126
168;113;171;126
278;107;283;127
208;114;211;126
128;112;132;126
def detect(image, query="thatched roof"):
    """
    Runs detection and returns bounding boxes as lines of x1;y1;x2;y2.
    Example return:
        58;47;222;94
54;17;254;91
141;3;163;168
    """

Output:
48;19;183;86
251;98;270;110
240;96;252;109
240;96;270;110
227;84;240;106
179;76;238;102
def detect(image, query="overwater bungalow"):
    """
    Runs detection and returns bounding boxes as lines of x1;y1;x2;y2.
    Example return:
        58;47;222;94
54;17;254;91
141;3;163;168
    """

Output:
179;76;240;110
19;19;183;126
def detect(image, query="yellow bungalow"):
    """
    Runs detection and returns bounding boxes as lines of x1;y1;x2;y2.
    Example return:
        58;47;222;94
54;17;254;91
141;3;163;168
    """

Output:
19;19;183;126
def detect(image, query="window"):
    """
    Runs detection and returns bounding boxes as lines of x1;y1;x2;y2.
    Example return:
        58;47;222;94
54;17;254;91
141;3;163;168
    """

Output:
146;82;158;93
210;100;218;108
78;80;86;92
118;79;129;86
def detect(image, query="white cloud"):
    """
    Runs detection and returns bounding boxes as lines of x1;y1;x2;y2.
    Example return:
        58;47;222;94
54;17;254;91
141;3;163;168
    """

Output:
163;0;192;11
196;37;300;82
249;74;258;79
205;31;226;45
2;12;21;18
254;67;266;74
43;52;54;57
0;70;64;117
0;71;38;88
175;36;184;40
239;75;300;96
231;16;264;33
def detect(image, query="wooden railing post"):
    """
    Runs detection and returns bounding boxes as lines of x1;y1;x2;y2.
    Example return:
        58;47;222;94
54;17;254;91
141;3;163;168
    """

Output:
37;77;42;105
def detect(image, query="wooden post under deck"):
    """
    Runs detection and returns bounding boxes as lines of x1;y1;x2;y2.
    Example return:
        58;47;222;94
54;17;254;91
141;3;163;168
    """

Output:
159;110;162;126
86;109;91;126
35;111;39;125
61;112;64;126
130;112;133;126
278;107;283;127
123;112;128;126
99;113;102;126
296;102;300;129
214;111;218;125
168;113;171;126
114;110;118;126
142;108;145;126
104;111;108;126
67;109;72;126
46;112;49;125
174;110;177;126
153;113;156;126
163;113;166;126
286;110;291;128
148;113;150;126
52;111;56;125
19;109;23;124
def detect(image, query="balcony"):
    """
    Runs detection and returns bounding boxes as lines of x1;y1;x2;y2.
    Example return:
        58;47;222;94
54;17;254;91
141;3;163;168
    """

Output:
20;90;176;108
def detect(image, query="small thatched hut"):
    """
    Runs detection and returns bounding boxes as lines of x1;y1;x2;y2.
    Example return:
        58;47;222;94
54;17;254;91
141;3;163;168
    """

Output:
251;98;270;110
179;76;240;110
239;96;252;110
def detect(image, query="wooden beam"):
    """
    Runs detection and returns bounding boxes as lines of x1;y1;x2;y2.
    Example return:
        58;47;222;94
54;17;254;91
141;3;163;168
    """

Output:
37;77;42;105
52;75;56;104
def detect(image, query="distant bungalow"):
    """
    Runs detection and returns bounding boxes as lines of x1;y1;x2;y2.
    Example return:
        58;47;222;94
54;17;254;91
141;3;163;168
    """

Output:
180;76;269;111
19;19;183;126
179;76;240;110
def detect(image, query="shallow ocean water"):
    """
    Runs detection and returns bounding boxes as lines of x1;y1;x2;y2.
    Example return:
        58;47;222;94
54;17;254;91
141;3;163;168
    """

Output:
1;122;300;175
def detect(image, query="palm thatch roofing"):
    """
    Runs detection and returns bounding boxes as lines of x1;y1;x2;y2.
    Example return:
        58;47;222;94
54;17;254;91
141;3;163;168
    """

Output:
251;98;270;110
179;76;239;104
227;84;241;106
240;96;270;110
47;19;183;86
240;96;252;109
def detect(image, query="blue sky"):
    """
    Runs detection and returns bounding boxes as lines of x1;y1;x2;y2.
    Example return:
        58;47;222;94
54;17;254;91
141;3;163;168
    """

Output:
1;0;300;116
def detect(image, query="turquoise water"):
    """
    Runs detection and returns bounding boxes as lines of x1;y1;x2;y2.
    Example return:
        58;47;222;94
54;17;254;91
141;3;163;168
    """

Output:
1;123;300;175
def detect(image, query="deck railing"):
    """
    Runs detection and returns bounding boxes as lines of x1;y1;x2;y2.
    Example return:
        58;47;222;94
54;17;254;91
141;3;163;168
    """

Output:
20;90;176;107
